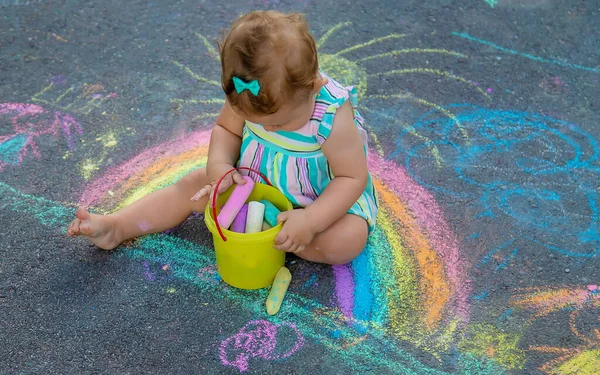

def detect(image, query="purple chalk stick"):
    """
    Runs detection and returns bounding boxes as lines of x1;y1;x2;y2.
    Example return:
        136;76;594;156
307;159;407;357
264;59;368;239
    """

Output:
231;204;249;233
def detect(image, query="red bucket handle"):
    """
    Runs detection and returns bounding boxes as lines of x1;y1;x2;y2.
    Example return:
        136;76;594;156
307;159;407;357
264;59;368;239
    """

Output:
211;167;272;242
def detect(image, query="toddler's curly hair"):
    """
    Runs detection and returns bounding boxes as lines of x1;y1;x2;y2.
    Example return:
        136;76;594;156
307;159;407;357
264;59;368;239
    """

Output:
219;11;319;115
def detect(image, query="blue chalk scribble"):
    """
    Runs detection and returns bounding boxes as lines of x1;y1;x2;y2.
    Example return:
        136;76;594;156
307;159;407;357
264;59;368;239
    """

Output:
392;104;599;258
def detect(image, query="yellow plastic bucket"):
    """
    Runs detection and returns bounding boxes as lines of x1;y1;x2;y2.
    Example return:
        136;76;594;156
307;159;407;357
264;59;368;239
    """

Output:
204;168;293;290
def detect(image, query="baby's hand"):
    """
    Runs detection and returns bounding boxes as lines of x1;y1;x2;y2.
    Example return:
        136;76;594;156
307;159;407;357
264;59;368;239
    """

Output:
190;164;245;201
274;209;317;253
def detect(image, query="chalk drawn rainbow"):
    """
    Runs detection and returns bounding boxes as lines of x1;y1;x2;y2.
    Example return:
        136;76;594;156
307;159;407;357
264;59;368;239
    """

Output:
74;127;480;373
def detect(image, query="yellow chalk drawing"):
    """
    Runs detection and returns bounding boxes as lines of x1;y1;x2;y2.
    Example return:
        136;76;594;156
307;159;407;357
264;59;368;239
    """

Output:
169;34;224;122
81;158;101;180
531;341;600;375
511;285;600;374
319;53;369;100
529;312;600;375
116;151;208;210
458;324;526;370
171;98;225;106
32;82;116;116
191;113;221;122
315;22;487;164
96;132;118;148
556;348;600;375
16;28;69;43
358;48;467;63
171;60;221;88
78;128;134;180
316;22;352;49
370;179;464;359
195;32;220;60
330;33;406;57
371;68;491;101
367;94;461;127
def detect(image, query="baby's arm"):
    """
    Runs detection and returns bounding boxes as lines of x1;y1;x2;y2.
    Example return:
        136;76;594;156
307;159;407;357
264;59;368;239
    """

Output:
305;101;368;232
192;100;246;200
208;100;245;171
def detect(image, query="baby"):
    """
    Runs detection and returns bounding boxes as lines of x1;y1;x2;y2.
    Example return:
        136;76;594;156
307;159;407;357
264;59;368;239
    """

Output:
67;10;378;265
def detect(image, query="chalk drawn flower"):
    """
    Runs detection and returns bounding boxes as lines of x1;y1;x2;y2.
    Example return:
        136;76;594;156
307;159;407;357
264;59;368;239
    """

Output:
16;79;119;179
0;103;82;170
219;320;305;372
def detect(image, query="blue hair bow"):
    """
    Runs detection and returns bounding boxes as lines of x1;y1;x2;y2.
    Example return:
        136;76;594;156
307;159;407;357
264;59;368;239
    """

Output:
232;76;261;96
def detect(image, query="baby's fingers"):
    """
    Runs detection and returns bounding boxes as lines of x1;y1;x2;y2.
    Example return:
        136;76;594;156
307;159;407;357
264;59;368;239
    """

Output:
231;171;246;185
276;238;295;252
216;176;235;194
275;228;288;246
191;185;212;201
293;245;306;254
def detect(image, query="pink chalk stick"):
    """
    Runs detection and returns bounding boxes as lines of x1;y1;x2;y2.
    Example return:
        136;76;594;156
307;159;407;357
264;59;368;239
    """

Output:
217;176;255;229
231;204;249;233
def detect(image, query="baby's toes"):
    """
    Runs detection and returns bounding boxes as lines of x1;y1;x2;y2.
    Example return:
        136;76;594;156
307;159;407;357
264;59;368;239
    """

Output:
67;219;81;236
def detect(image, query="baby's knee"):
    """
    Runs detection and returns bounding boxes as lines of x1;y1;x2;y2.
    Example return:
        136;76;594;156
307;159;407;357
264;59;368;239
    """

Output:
326;242;365;265
324;218;368;265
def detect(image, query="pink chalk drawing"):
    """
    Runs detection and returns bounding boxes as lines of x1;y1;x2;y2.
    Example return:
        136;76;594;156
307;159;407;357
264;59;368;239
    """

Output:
0;103;82;170
219;320;305;372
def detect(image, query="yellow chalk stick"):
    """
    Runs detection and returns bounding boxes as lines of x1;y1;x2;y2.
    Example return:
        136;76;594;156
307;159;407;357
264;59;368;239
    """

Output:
266;267;292;315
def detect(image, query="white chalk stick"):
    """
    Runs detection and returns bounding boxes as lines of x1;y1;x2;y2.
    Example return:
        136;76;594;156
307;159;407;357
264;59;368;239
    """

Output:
245;201;265;234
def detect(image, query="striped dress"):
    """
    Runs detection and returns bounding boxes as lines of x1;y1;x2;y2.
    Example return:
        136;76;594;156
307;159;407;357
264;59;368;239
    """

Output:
237;74;378;233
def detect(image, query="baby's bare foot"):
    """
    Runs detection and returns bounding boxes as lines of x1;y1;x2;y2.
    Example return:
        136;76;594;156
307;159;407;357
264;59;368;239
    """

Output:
66;207;120;250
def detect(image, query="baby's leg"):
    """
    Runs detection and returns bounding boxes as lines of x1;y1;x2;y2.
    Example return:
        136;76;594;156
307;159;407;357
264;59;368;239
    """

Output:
67;168;210;249
296;214;368;265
